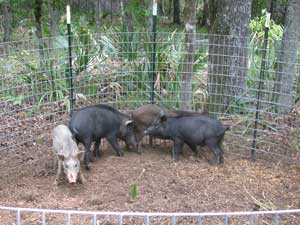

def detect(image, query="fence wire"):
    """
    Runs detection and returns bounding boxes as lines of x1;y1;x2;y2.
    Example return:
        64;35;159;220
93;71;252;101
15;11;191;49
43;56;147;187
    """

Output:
0;32;300;223
1;206;300;225
0;32;299;162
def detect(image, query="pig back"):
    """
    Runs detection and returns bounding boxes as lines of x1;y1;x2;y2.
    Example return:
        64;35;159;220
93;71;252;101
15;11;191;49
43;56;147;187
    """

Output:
131;104;162;127
52;125;79;156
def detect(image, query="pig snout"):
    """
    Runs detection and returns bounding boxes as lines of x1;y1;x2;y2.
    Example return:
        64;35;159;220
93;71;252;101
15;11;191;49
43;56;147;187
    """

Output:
128;137;138;149
67;172;78;184
144;127;153;135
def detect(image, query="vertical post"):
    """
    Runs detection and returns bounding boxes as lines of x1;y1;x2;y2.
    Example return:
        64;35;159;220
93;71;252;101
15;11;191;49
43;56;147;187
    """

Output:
67;212;71;225
251;11;271;160
93;214;97;225
110;0;113;23
118;214;123;225
171;215;176;225
67;5;74;115
144;215;150;225
150;0;157;104
274;214;280;225
197;216;202;225
41;211;46;225
16;210;21;225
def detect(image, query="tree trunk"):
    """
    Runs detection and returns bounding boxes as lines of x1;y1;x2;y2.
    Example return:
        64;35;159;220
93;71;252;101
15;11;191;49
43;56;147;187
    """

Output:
168;0;172;20
48;0;59;37
180;0;196;110
120;0;133;32
34;0;45;72
200;0;208;27
207;0;252;114
173;0;180;24
95;0;101;31
274;0;300;113
3;0;13;42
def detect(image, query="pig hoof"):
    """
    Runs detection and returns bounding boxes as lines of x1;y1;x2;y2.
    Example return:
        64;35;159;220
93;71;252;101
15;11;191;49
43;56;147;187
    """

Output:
79;177;85;184
54;179;60;186
210;160;217;166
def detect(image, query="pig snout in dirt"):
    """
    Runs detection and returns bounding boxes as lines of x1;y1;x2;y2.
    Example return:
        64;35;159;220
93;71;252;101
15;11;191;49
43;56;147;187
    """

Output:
57;152;84;184
53;125;85;185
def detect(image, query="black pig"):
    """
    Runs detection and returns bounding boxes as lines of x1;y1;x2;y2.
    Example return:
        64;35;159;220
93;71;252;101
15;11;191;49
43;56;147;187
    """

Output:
144;113;228;165
69;104;137;170
131;104;208;153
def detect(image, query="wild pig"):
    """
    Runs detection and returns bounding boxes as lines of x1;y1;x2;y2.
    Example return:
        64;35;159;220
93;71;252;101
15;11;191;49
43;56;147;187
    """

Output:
69;104;137;170
131;104;207;152
52;125;85;184
144;113;228;165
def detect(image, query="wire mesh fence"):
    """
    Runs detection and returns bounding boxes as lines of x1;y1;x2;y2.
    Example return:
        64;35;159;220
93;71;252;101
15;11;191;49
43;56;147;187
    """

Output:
1;206;300;225
0;31;300;223
1;32;299;162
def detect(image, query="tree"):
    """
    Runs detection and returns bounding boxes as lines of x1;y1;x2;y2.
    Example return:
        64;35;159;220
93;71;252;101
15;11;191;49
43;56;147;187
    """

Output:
207;0;252;114
180;0;196;110
173;0;180;24
3;0;13;42
48;0;59;38
95;0;101;31
34;0;45;72
120;0;133;32
274;0;300;113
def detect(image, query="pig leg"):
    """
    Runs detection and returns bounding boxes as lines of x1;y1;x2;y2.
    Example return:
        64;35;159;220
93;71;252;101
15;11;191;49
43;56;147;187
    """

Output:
54;160;63;185
186;143;199;157
135;133;144;154
78;170;85;184
173;139;184;161
93;139;101;159
83;140;92;170
205;139;221;165
107;135;124;157
217;145;224;164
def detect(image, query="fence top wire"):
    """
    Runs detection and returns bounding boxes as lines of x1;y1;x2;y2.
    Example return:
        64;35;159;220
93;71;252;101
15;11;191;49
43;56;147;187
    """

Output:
1;206;300;217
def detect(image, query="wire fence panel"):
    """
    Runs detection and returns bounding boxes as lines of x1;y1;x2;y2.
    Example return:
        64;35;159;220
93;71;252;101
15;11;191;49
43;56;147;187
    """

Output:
1;206;300;225
0;32;300;222
1;32;299;163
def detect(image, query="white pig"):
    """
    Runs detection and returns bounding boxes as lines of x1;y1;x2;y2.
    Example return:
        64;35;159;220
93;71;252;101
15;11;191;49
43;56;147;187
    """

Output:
52;124;85;184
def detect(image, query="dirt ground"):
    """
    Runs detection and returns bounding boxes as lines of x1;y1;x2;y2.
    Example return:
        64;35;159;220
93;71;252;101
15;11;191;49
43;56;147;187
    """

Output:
1;141;300;225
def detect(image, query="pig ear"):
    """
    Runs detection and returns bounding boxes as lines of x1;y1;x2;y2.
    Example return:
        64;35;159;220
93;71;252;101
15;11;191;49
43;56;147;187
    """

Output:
57;154;65;161
125;120;133;127
159;109;167;121
77;151;84;160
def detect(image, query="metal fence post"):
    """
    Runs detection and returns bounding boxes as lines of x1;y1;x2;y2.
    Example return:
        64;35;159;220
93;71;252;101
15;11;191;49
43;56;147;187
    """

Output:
197;215;202;225
249;214;254;225
274;214;280;225
144;215;150;225
171;215;176;225
16;209;21;225
67;4;74;115
119;214;123;225
150;0;157;104
92;214;97;225
67;212;71;225
42;211;46;225
251;10;271;161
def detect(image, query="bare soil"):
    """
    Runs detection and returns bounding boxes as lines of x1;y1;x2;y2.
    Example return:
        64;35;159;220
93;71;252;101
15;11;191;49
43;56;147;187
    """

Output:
0;106;300;224
0;142;300;225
